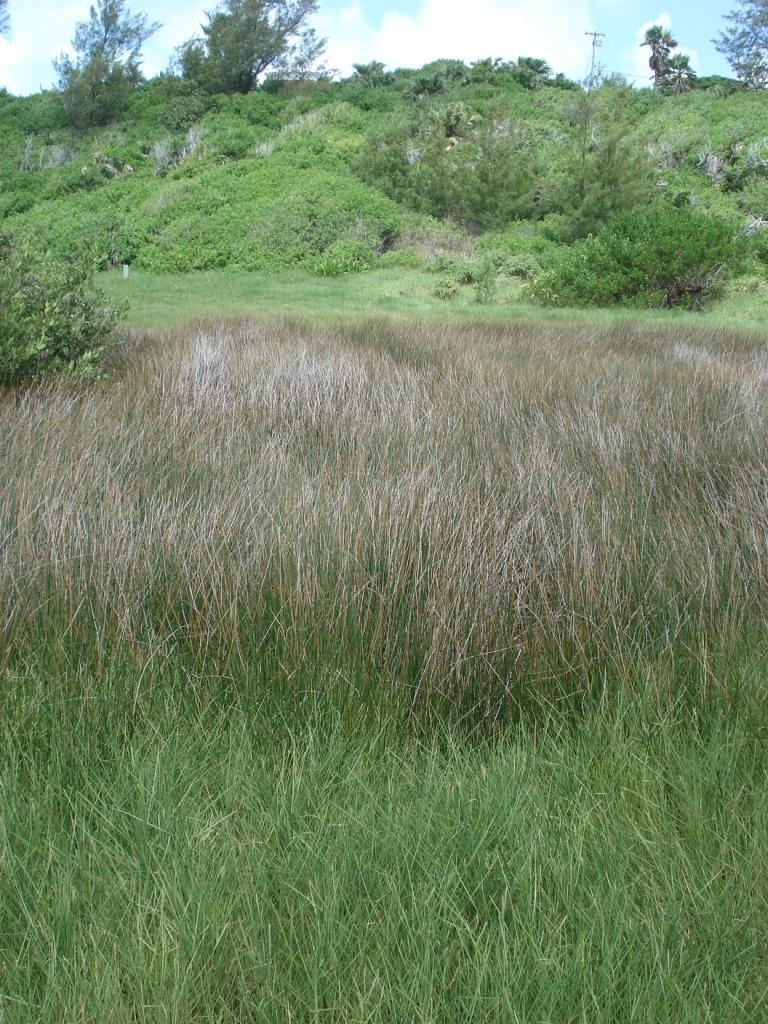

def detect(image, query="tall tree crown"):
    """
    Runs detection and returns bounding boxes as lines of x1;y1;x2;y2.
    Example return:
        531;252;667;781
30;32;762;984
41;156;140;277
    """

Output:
641;26;679;88
71;0;159;70
55;1;160;128
715;0;768;88
179;0;324;94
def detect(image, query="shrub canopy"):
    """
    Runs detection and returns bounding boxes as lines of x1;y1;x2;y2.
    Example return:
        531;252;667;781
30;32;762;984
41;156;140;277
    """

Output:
0;238;122;385
531;205;744;308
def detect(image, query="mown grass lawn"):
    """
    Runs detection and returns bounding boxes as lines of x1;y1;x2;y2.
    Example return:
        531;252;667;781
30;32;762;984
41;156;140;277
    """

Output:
99;266;768;331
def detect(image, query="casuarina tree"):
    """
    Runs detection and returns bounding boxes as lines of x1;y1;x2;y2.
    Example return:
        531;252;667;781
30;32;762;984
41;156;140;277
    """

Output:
178;0;324;94
715;1;768;88
55;0;160;128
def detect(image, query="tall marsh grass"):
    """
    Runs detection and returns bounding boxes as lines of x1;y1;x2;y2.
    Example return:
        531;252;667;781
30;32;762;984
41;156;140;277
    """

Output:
1;317;766;722
2;317;767;1021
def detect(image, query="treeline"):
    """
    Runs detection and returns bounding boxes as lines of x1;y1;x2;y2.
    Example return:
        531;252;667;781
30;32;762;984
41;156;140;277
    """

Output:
3;0;766;132
1;0;768;348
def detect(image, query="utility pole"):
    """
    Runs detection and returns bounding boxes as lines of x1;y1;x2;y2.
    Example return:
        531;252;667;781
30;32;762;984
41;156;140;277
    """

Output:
585;30;605;90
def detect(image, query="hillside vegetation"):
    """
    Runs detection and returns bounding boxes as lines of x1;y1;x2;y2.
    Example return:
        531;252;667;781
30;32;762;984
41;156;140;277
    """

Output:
2;67;768;304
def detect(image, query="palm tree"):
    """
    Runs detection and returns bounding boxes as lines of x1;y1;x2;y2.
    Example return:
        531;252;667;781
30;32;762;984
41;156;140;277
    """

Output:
0;0;9;35
642;25;678;88
665;54;697;95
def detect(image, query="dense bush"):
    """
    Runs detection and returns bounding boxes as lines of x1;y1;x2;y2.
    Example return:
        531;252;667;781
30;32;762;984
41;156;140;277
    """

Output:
3;69;768;284
6;157;402;274
531;204;744;308
310;238;373;276
358;106;540;230
0;238;122;385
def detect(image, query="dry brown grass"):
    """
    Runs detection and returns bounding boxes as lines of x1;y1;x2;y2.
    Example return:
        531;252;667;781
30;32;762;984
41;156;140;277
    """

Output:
1;316;766;720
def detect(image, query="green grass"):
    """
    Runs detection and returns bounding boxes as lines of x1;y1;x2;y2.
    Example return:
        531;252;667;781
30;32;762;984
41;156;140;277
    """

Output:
2;314;767;1021
100;266;768;331
1;688;765;1022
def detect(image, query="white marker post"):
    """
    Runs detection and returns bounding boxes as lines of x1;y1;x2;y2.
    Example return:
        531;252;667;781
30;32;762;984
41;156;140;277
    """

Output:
122;264;129;281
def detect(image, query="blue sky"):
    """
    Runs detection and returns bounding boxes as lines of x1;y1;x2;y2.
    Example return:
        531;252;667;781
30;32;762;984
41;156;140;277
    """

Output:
0;0;734;96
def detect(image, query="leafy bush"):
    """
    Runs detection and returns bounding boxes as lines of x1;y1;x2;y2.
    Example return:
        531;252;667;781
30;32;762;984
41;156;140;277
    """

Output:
531;204;744;309
376;247;424;270
5;70;768;286
311;239;372;276
748;227;768;267
6;158;402;274
491;251;542;279
358;112;540;231
0;238;122;385
473;258;497;304
433;276;460;299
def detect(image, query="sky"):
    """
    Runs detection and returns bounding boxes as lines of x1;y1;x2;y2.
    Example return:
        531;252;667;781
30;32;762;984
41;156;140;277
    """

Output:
0;0;734;96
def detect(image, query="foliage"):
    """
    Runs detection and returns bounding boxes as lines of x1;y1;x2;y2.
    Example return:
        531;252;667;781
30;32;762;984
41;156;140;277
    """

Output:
0;0;8;35
310;238;372;276
663;54;697;94
177;0;323;95
544;86;653;241
358;105;539;230
472;257;497;304
493;251;542;278
642;26;679;89
433;275;460;299
4;61;768;285
5;115;402;273
716;0;768;89
0;236;122;384
351;61;394;88
532;203;744;308
55;0;160;129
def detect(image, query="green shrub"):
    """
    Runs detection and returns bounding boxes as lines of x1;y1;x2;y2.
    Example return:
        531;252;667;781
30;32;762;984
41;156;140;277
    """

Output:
0;238;123;385
473;258;497;304
430;254;460;275
531;204;744;309
433;276;460;299
7;158;402;274
376;247;424;270
492;251;541;279
310;239;373;276
747;226;768;267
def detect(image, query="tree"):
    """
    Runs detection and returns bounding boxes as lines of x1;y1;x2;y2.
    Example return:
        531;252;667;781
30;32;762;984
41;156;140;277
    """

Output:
0;0;9;35
271;27;328;80
715;1;768;89
548;85;652;241
178;0;324;95
351;62;393;87
55;0;160;128
665;54;697;94
641;25;678;89
511;57;552;89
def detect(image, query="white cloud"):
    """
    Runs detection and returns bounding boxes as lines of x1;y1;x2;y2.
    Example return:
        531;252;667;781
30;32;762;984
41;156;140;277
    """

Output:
1;0;598;96
0;1;81;94
316;0;595;80
0;1;206;95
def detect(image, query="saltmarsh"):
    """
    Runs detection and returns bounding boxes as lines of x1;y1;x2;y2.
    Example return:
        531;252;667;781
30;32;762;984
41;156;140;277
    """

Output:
1;316;766;1021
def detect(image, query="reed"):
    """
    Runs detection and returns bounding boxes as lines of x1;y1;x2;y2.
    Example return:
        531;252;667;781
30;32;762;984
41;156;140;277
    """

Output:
1;317;765;722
